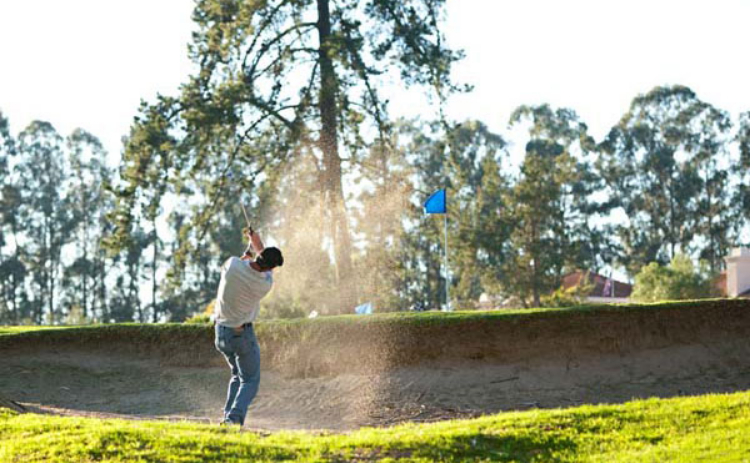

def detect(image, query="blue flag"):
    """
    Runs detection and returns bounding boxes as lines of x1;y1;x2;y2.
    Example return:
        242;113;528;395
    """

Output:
424;189;447;214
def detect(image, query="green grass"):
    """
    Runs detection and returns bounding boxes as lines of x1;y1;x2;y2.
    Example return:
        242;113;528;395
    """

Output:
0;325;70;335
0;323;179;337
3;299;749;461
260;297;746;326
2;299;746;363
1;298;744;338
2;391;750;462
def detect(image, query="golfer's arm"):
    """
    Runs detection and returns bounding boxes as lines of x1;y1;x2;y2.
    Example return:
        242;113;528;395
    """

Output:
250;230;264;255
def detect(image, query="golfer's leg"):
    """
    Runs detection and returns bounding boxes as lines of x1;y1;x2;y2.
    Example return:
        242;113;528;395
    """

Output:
227;328;261;425
223;354;241;419
215;324;241;420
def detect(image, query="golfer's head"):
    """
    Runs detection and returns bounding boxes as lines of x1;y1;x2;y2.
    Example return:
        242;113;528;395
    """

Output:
255;247;284;270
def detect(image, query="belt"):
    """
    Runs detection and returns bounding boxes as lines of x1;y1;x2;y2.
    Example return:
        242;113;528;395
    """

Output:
231;323;252;334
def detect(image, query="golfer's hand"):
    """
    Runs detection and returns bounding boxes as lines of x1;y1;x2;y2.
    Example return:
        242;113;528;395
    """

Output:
243;226;254;239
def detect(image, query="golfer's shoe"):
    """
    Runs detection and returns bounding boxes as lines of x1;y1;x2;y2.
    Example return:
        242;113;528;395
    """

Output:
220;417;242;427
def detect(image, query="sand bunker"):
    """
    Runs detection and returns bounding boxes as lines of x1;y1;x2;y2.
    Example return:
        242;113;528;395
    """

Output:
2;301;750;430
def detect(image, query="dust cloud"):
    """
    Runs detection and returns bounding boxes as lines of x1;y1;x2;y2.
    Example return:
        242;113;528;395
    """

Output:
260;153;414;317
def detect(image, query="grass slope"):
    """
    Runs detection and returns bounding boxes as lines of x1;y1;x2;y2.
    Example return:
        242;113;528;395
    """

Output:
2;391;750;462
1;298;745;338
3;299;748;376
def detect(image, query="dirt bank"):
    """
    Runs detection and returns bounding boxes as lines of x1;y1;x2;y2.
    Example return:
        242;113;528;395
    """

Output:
2;300;750;430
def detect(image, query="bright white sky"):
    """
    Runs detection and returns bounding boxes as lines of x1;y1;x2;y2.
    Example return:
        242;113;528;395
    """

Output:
1;0;749;161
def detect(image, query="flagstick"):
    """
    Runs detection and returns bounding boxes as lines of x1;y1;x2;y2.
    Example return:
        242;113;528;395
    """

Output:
444;213;451;311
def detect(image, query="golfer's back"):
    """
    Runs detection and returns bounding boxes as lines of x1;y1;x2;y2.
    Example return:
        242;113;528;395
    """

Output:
214;257;273;327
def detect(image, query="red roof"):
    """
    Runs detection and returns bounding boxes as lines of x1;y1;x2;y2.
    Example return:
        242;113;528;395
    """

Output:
561;271;632;298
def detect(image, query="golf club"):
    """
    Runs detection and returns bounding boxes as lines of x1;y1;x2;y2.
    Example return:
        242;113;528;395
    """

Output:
240;201;253;233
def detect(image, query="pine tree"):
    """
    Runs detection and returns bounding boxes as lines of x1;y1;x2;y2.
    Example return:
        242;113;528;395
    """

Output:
502;105;599;307
352;123;414;311
600;85;735;274
16;121;70;323
0;111;25;323
63;129;112;322
396;119;508;309
735;112;750;247
443;120;507;307
110;0;463;312
691;103;735;272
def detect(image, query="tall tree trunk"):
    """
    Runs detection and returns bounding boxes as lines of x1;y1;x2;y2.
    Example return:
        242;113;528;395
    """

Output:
531;220;541;308
49;238;56;324
668;174;676;260
11;271;18;323
131;262;142;323
707;178;716;272
316;0;355;311
151;220;158;323
45;214;54;324
98;259;107;322
532;261;540;307
12;225;19;323
44;154;55;325
81;191;89;320
1;279;6;322
433;243;441;310
82;236;88;320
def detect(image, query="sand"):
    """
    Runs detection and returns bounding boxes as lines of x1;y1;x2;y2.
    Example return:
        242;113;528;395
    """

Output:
2;301;750;430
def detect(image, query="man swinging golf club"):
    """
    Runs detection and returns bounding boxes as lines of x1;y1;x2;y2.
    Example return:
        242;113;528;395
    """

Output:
214;209;284;427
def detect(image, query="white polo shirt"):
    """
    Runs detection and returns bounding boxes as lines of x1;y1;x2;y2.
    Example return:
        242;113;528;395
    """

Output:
214;256;273;327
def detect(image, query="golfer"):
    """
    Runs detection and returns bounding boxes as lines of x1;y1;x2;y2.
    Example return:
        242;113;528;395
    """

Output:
214;227;283;426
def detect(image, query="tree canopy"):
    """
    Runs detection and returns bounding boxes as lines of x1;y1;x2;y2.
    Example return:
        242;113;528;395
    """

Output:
108;0;464;312
3;3;750;323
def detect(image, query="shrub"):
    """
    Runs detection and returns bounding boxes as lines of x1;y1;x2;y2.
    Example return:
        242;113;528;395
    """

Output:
632;254;717;302
183;300;214;324
542;275;593;308
184;313;211;324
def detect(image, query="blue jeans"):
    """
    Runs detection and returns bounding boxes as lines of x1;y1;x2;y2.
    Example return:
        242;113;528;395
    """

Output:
214;323;261;425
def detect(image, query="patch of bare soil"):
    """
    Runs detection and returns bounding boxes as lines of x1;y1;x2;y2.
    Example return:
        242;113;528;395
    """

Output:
0;392;25;413
1;341;749;430
2;301;750;430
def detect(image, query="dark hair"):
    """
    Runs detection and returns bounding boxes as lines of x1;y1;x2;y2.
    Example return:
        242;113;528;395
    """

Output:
256;247;284;269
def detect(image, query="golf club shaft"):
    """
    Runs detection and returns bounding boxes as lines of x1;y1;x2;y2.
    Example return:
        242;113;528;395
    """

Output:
240;201;251;228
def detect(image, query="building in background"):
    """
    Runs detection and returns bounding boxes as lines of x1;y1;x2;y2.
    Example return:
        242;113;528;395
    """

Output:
561;271;632;303
721;248;750;297
482;248;750;309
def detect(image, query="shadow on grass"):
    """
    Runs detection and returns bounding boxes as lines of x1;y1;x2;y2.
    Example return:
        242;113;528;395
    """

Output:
327;433;579;462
